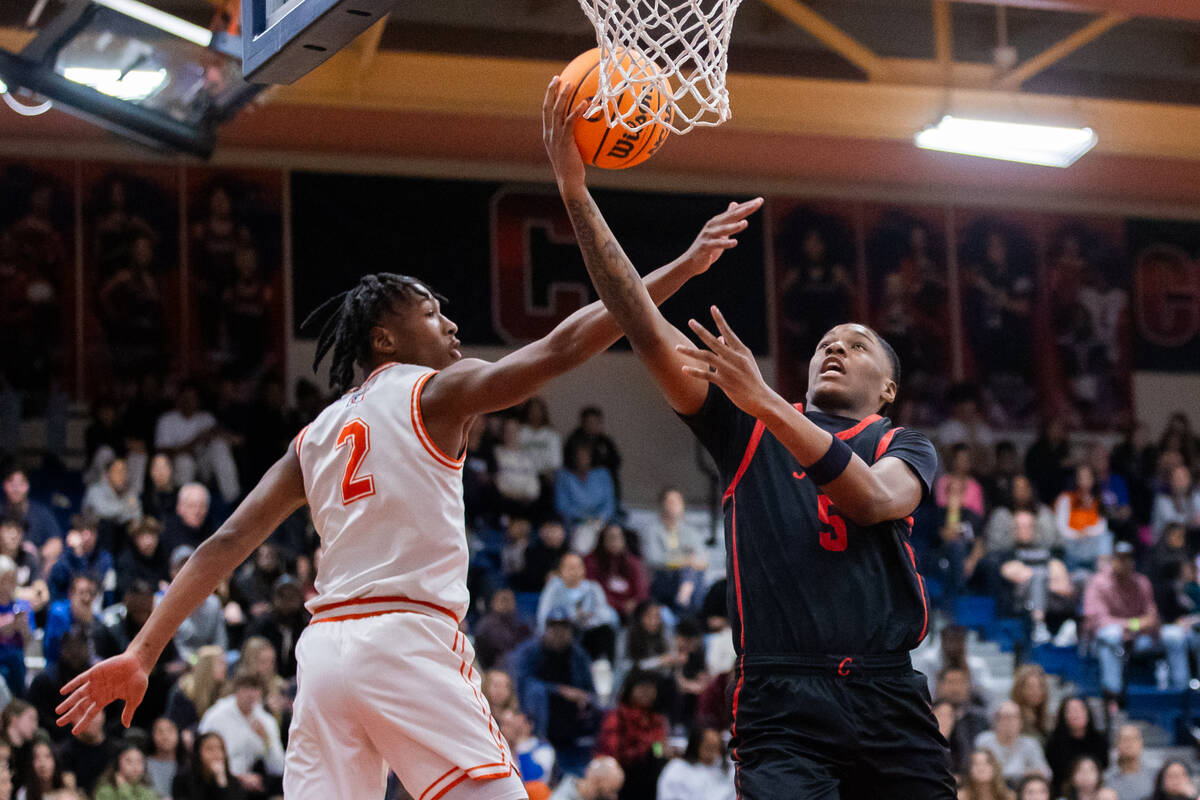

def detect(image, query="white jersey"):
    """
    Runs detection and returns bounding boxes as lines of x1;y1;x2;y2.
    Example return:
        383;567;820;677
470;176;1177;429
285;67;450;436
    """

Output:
295;361;469;623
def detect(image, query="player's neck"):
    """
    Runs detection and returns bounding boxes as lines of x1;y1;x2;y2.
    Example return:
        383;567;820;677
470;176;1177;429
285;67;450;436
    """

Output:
807;400;874;421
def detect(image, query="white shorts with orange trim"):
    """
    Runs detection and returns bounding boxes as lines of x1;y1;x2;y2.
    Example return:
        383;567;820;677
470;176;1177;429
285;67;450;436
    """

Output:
283;611;522;800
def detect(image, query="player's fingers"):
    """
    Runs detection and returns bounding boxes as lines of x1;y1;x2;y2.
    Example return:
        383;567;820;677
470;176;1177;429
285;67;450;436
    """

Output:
674;343;718;365
710;221;748;236
71;703;101;736
710;306;746;350
542;76;560;128
55;686;91;715
121;699;136;728
681;364;719;382
567;99;588;125
553;80;574;123
55;694;91;726
60;670;91;696
686;319;725;352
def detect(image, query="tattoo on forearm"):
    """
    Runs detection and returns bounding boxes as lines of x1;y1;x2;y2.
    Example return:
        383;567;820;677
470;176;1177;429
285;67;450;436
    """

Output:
566;197;655;337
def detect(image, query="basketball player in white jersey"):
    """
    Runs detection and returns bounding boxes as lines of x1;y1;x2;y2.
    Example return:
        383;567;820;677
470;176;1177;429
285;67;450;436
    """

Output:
55;176;761;798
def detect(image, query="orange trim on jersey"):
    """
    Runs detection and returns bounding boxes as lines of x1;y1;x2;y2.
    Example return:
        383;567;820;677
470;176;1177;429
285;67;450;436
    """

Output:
873;426;902;461
428;773;469;800
293;424;309;459
308;609;422;625
722;420;767;503
835;413;881;441
452;632;510;773
410;371;465;470
420;768;461;800
310;594;459;623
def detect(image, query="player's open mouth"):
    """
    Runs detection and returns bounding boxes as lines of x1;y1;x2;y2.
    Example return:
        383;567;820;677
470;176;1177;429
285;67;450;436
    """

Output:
450;339;462;358
820;357;845;376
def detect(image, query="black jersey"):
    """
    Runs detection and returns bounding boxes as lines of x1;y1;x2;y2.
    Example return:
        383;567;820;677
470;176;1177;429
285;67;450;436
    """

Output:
681;385;938;658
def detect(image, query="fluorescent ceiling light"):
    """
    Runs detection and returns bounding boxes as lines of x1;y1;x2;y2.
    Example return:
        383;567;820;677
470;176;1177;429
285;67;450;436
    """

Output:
92;0;213;48
0;78;6;93
63;66;168;100
914;115;1097;168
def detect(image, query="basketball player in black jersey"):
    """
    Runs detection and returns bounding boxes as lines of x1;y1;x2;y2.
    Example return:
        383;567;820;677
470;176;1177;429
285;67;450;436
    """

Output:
544;79;956;799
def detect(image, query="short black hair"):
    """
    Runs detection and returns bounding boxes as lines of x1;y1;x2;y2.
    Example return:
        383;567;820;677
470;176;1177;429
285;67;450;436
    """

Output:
302;273;445;395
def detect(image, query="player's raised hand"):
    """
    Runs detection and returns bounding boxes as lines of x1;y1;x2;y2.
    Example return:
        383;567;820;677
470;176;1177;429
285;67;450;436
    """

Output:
676;305;778;419
678;198;764;276
542;75;589;190
56;652;149;733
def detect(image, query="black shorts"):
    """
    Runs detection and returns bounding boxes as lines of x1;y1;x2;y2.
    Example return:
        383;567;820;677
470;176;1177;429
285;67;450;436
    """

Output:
729;653;956;800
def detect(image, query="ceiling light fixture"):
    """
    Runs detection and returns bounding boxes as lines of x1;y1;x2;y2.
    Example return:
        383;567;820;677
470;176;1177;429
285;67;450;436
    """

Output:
91;0;213;48
914;114;1098;168
61;66;168;100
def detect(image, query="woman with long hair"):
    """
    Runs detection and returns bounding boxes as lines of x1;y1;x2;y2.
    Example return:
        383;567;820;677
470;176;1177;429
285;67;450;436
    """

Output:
1060;755;1105;800
1152;759;1200;800
145;717;187;799
237;636;288;727
1010;664;1051;742
172;732;247;800
481;669;519;717
596;669;669;800
1044;697;1108;793
1015;775;1051;800
958;749;1015;800
656;726;735;800
585;524;650;621
93;742;158;800
17;737;70;800
1054;465;1112;572
164;645;227;735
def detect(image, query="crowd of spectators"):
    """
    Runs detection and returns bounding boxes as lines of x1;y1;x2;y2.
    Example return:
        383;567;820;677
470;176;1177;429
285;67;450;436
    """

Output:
0;369;1198;799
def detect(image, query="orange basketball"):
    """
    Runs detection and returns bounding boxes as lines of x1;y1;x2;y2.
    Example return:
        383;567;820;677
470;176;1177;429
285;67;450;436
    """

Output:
559;48;673;170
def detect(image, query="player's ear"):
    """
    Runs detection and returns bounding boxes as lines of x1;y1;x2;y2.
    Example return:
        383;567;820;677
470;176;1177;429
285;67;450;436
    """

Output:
369;325;396;359
880;378;897;408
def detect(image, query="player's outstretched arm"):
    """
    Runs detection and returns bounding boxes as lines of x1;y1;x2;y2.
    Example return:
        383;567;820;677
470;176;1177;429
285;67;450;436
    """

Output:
678;307;924;526
56;450;306;734
543;76;762;415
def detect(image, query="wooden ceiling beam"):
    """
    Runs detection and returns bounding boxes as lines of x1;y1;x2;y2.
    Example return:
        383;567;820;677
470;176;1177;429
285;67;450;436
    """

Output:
756;0;888;79
997;11;1128;89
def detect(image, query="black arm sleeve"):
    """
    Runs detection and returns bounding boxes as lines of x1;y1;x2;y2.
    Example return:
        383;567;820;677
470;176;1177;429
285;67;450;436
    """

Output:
677;384;759;477
878;427;939;502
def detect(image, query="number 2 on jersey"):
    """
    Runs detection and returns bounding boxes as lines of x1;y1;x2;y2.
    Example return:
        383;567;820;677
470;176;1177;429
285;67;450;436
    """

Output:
336;418;375;505
817;494;848;552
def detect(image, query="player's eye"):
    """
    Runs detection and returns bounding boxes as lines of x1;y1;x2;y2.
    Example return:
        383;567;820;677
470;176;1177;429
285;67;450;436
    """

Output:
853;342;865;350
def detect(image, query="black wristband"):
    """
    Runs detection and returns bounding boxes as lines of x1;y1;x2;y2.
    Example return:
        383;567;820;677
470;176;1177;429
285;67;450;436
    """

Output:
804;435;853;485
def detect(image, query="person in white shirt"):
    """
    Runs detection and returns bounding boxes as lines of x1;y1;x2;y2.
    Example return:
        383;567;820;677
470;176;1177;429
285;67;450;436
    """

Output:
494;417;542;513
154;383;240;503
657;727;736;800
519;397;563;481
973;701;1051;786
198;672;285;792
82;457;143;534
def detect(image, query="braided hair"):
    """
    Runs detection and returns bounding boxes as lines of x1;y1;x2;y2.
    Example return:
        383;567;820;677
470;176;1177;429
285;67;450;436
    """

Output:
301;273;446;395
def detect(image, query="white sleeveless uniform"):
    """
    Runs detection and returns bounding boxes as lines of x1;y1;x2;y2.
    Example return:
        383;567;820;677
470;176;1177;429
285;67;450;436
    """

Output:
283;362;521;800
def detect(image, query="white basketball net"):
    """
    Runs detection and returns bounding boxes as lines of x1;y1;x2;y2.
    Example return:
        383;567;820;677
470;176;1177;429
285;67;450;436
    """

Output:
577;0;744;134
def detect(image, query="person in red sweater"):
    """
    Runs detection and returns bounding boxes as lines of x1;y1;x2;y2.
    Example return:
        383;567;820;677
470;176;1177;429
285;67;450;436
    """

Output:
597;669;669;799
585;525;650;621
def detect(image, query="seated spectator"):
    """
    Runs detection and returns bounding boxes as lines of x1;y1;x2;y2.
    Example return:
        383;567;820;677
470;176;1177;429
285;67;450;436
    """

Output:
668;619;710;729
656;726;735;800
168;548;228;663
172;731;248;800
44;574;116;670
936;665;990;775
1085;542;1189;705
1103;724;1155;800
510;610;599;750
563;406;623;501
620;601;675;684
48;513;115;605
1044;697;1108;793
116;517;169;596
1152;759;1200;800
0;516;46;615
498;707;556;786
959;749;1016;800
154;382;240;504
243;575;308;680
973;701;1051;786
1009;665;1051;743
141;453;178;524
165;645;227;737
1055;465;1113;574
515;520;570;594
998;510;1076;644
463;415;500;530
84;397;127;478
25;736;71;799
936;444;987;518
1147;523;1190;589
237;637;289;732
146;717;186;799
585;525;650;621
640;489;707;614
1015;775;1052;800
231;544;286;621
2;700;38;790
985;475;1059;556
57;711;117;797
500;518;534;590
984;440;1022;511
537;554;618;663
1026;419;1072;506
474;589;533;671
103;580;178;729
161;484;215;556
555;444;616;554
93;742;158;800
935;464;987;614
198;673;285;797
1089;443;1135;544
694;670;732;734
549;754;624;800
28;626;90;742
0;467;63;576
1062;755;1106;800
0;557;32;698
82;457;142;553
495;417;542;518
936;384;996;474
1151;464;1200;542
597;670;669;799
482;669;520;718
521;397;563;487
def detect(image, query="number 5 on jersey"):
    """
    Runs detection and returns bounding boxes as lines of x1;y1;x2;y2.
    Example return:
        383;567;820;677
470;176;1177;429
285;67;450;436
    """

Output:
337;418;376;505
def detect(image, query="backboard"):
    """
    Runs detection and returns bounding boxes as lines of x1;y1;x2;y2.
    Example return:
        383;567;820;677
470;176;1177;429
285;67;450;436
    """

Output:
241;0;396;84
